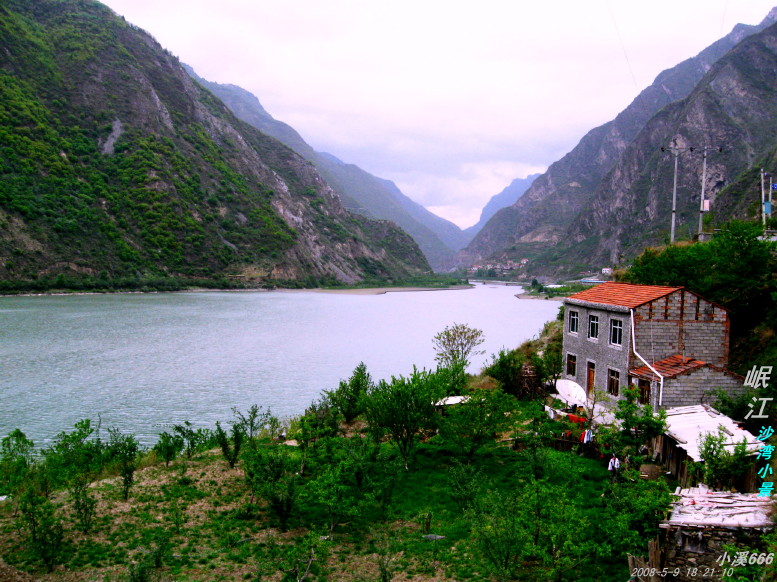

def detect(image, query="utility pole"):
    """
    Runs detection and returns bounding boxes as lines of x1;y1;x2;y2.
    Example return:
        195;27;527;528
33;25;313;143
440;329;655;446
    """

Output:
761;169;768;226
697;147;723;237
698;147;708;237
662;141;692;243
671;149;679;243
663;143;724;242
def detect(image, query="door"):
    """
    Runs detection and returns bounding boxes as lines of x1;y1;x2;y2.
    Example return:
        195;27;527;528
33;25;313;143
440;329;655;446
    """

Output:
638;379;651;405
586;362;595;395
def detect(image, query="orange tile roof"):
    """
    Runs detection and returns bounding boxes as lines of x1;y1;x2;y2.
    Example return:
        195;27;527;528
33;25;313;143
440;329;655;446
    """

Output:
630;354;707;381
566;282;682;308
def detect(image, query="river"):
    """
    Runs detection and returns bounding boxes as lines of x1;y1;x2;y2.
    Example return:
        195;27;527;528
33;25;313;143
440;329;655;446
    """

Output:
0;284;559;445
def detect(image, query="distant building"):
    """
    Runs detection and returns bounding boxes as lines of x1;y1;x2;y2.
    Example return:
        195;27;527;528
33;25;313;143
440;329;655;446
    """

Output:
561;282;744;408
601;267;613;275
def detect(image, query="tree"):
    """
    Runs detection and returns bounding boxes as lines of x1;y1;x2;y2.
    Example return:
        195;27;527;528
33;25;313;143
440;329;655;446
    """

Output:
17;488;65;572
258;531;331;582
437;388;516;461
363;368;444;470
467;483;595;582
215;420;244;469
599;475;673;557
326;362;373;423
242;444;299;531
432;323;485;370
153;431;184;467
485;348;526;396
43;419;105;489
106;428;140;501
173;421;212;459
232;404;273;439
696;429;751;490
295;397;341;475
303;459;362;536
597;387;667;467
0;429;35;497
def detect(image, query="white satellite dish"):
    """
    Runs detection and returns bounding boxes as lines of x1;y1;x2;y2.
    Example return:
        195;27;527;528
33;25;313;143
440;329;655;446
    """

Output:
554;379;587;407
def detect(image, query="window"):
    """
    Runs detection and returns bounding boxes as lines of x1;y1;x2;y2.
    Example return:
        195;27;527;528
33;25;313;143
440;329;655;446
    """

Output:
588;315;599;339
637;379;651;405
568;310;579;334
566;354;577;376
607;369;620;396
609;319;623;346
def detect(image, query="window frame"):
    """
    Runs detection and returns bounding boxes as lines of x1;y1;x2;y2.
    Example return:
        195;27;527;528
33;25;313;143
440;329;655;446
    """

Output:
568;310;579;334
588;314;599;340
609;318;623;347
607;368;620;396
566;353;577;376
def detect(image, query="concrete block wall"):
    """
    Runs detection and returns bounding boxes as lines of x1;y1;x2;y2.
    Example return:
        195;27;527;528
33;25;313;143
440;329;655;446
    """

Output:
632;290;729;367
659;367;744;408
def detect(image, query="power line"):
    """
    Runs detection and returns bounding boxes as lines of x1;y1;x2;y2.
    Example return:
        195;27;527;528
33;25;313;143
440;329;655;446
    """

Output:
605;0;640;93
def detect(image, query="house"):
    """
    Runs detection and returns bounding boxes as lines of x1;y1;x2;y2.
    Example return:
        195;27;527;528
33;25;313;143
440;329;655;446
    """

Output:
653;405;761;488
562;282;744;409
636;485;773;581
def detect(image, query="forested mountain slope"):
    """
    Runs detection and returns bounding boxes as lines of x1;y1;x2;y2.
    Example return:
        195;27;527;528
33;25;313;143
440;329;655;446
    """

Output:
0;0;430;290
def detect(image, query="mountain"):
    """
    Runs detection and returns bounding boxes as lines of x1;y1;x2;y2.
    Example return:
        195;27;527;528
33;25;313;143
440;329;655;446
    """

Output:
564;17;777;267
0;0;430;289
463;174;539;238
186;71;469;270
462;10;777;274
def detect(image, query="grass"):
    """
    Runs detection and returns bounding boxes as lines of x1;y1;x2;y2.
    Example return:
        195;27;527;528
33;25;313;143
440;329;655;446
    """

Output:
0;431;630;582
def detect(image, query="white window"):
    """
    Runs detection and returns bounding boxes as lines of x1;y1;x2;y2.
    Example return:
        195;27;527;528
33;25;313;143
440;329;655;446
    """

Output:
609;319;623;346
569;310;579;334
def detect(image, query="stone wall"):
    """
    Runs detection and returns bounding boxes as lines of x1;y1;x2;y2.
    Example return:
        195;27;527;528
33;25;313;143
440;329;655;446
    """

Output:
562;301;631;395
658;525;772;581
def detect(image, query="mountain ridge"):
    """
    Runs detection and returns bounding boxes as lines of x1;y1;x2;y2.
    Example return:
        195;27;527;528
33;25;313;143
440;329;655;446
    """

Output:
186;68;471;270
0;0;430;289
460;9;777;274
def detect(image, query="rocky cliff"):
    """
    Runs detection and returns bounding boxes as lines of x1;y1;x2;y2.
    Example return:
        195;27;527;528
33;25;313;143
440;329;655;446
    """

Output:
461;10;777;275
186;70;468;270
0;0;430;289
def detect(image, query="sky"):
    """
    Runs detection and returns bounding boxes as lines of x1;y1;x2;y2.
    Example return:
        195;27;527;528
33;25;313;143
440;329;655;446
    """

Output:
99;0;777;229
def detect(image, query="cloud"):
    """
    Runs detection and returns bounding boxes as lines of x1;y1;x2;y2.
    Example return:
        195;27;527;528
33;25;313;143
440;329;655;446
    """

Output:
102;0;777;228
395;160;547;229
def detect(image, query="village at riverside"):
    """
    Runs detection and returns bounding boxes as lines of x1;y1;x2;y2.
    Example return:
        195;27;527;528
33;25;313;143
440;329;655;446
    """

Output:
1;277;776;581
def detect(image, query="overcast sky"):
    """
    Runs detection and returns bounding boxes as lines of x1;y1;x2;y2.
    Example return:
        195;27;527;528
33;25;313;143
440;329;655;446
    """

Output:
100;1;776;229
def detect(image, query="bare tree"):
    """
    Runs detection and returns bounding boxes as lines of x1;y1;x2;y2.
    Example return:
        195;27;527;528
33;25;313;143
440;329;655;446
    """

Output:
432;323;485;370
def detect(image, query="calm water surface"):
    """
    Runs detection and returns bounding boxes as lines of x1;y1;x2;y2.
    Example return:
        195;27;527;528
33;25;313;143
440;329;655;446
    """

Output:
0;284;559;445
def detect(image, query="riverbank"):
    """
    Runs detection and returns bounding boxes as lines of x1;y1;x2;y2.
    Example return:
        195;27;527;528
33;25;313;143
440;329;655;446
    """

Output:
309;284;474;295
515;293;565;301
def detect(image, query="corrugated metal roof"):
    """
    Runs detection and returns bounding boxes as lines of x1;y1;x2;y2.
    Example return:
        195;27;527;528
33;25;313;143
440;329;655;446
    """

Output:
662;484;773;528
630;354;708;381
566;282;682;308
663;405;761;462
